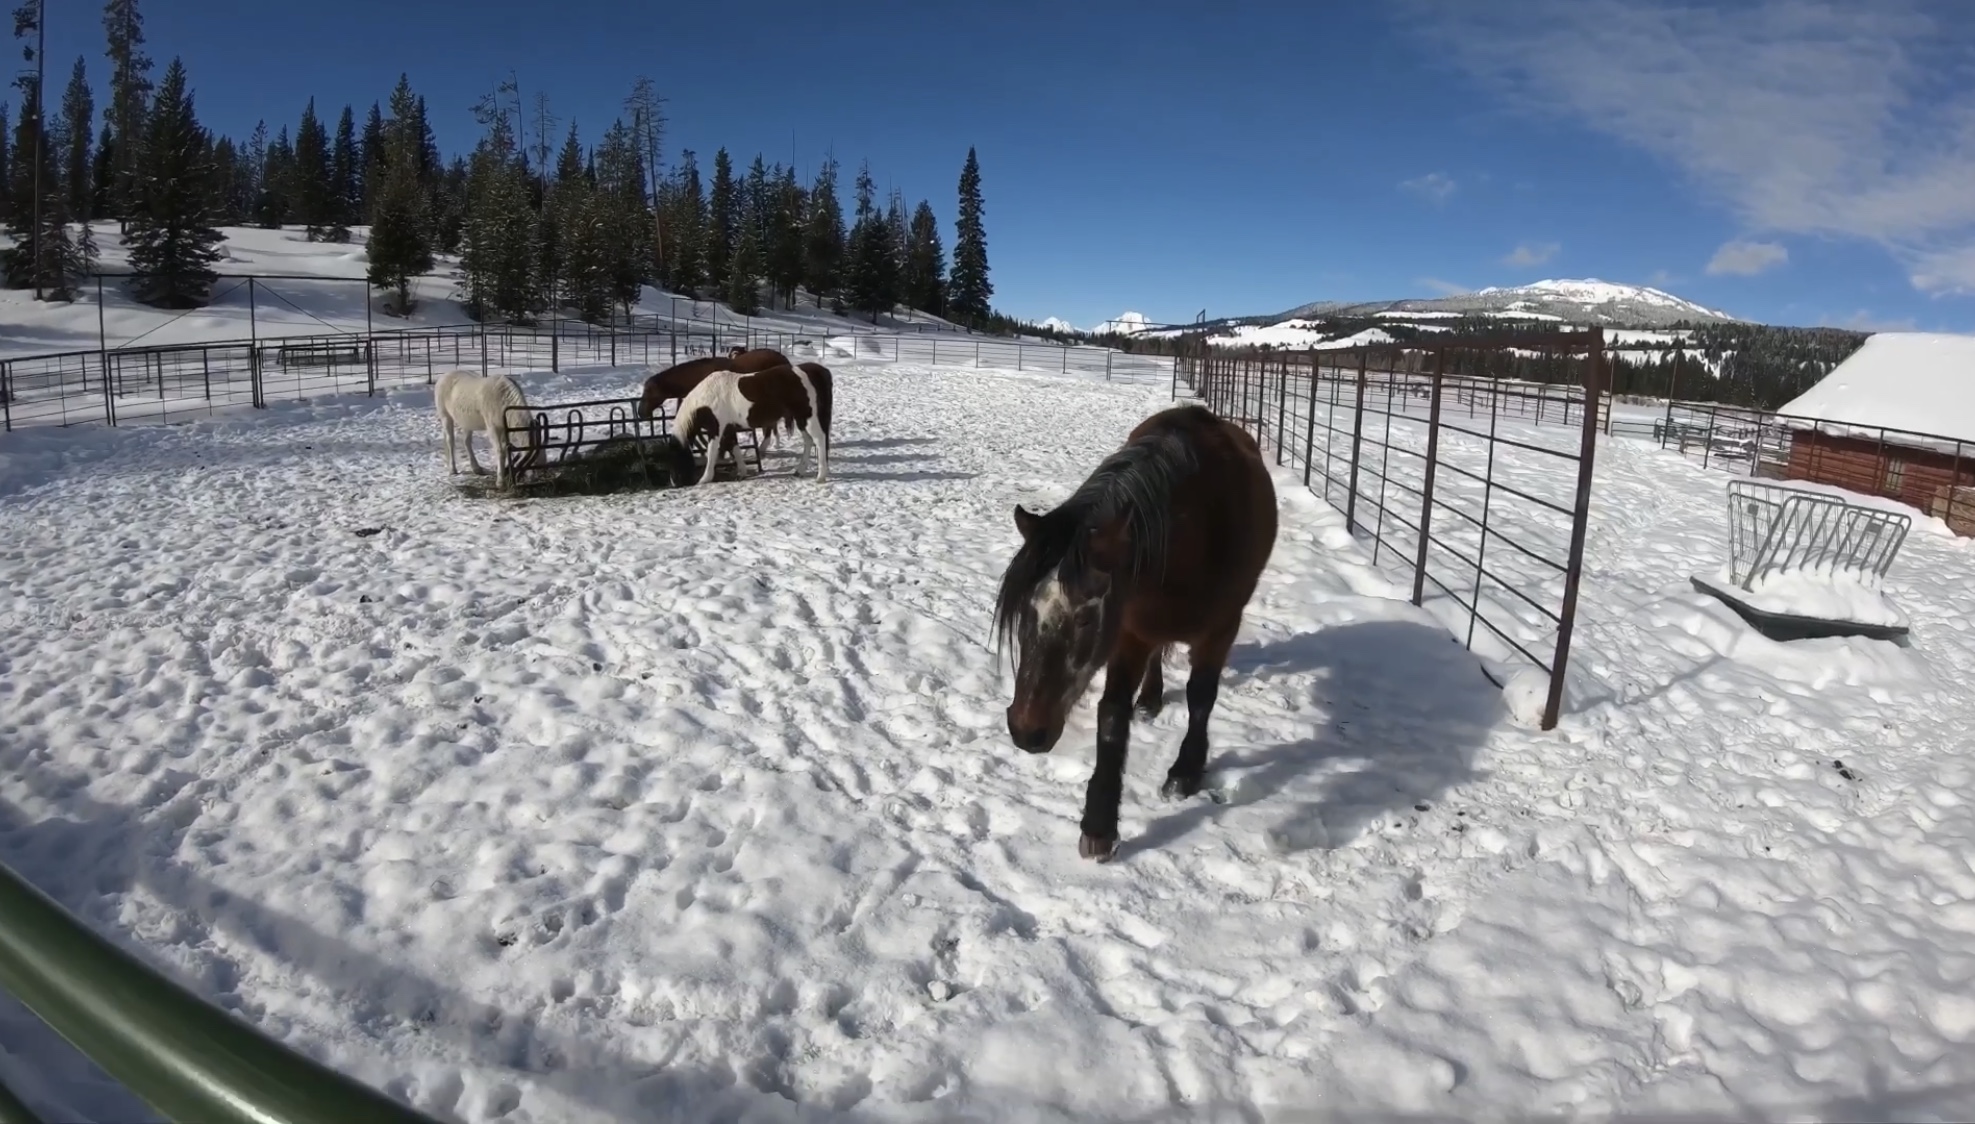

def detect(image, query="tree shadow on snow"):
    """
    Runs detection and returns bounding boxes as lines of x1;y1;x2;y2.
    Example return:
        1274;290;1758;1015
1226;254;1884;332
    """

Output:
1126;618;1504;860
0;775;889;1124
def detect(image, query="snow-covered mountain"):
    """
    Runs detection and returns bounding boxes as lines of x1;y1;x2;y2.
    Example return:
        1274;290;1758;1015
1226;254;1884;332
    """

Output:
1274;278;1738;329
1090;311;1156;336
1036;316;1078;334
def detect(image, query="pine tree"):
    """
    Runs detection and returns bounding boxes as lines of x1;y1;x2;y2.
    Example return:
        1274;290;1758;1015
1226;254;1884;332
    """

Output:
665;148;707;296
886;188;908;291
844;161;898;323
258;125;292;227
904;199;945;314
727;215;763;314
243;120;268;223
591;120;646;318
948;146;992;324
292;99;333;239
457;95;538;322
706;147;736;294
623;76;666;278
210;135;248;224
102;0;152;231
2;81;80;299
327;104;356;241
358;102;384;219
803;154;845;309
90;122;112;218
124;58;223;309
766;166;805;309
539;122;581;307
60;57;93;228
744;155;770;252
364;83;433;315
0;103;11;224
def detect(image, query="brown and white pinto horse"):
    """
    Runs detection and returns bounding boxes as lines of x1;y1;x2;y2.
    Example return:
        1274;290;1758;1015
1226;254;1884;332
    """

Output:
672;363;832;485
993;403;1278;862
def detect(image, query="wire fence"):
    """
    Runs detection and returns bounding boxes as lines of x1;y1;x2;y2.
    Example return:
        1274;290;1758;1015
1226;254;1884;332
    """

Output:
1177;333;1608;730
0;316;1176;432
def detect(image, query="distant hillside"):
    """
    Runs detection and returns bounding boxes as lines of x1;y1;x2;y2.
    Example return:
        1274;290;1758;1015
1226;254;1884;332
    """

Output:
1272;278;1739;330
1076;283;1867;411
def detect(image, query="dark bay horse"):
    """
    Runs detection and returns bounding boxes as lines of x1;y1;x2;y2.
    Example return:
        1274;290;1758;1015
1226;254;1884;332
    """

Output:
993;403;1278;862
635;347;791;421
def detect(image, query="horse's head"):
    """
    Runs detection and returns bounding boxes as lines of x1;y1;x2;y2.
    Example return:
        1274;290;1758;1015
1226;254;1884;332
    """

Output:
728;346;748;359
635;371;663;420
998;504;1130;754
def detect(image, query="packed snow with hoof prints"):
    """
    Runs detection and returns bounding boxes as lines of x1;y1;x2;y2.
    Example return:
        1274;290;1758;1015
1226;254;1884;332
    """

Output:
3;356;1975;1122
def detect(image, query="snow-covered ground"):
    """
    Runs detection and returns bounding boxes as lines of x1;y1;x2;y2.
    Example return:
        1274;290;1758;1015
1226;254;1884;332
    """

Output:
3;354;1975;1123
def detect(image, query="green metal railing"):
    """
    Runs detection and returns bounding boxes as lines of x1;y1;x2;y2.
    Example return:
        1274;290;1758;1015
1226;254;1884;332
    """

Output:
0;860;443;1124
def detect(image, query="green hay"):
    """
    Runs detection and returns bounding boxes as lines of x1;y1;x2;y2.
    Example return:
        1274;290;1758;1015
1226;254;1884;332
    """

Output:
456;436;690;499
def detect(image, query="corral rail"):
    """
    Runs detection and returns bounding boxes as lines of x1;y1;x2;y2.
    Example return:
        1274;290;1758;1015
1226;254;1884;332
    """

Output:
1177;331;1609;730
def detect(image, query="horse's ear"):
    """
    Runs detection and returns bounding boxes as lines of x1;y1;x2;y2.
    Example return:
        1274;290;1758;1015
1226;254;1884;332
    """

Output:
1087;513;1131;575
1013;505;1041;542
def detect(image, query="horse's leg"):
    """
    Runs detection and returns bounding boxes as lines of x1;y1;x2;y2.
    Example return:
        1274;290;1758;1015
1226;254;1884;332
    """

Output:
491;424;508;489
1136;647;1166;718
697;427;723;486
1161;627;1238;800
1079;636;1155;862
465;423;488;475
443;415;458;475
812;418;829;483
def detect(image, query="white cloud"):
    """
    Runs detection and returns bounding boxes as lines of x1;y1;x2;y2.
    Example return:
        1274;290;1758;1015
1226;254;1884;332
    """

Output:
1389;0;1975;296
1400;172;1458;205
1705;239;1790;277
1417;277;1471;296
1504;241;1560;267
1647;269;1678;286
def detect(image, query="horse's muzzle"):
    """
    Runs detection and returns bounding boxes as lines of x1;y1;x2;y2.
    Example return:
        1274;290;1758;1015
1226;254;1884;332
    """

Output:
1006;709;1060;754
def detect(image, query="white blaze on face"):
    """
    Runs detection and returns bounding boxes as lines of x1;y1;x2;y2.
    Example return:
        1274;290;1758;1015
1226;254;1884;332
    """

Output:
1033;575;1073;638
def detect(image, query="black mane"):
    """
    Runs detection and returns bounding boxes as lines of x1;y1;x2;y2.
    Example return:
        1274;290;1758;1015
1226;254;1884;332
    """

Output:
992;427;1199;658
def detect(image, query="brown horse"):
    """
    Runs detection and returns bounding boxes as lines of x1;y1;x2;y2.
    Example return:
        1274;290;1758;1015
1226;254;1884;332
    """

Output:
673;363;831;485
993;403;1278;862
635;347;791;421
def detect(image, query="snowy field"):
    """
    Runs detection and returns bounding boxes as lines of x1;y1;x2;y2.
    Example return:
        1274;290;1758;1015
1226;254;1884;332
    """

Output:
3;356;1975;1122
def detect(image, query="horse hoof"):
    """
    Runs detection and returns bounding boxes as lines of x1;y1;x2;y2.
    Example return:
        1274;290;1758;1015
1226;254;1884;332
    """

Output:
1160;773;1203;801
1134;698;1164;719
1078;834;1118;862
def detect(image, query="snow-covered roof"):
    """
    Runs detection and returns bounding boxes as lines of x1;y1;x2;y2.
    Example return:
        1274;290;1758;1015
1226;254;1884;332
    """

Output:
1776;332;1975;448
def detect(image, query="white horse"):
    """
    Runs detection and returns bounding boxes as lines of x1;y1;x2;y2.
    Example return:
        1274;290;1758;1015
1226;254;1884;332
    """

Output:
434;369;532;488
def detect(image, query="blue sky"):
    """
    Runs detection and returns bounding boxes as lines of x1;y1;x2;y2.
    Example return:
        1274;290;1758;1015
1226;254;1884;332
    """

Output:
29;0;1975;333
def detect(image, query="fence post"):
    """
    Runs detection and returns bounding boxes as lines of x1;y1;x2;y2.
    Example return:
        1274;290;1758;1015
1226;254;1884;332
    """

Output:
1113;351;1118;385
248;279;263;410
1;360;10;432
1062;346;1068;374
1409;354;1447;607
479;322;490;376
1275;355;1288;466
552;331;560;374
1302;354;1317;487
1662;347;1681;449
1345;352;1368;534
1544;333;1607;731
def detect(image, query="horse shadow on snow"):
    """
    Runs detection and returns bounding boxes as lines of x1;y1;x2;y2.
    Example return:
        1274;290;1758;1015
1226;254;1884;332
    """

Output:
1125;617;1504;860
